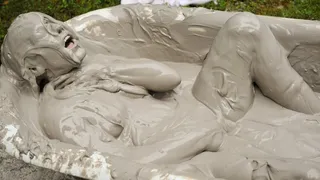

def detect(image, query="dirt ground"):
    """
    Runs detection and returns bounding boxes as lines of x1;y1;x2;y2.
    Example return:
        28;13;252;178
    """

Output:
0;149;84;180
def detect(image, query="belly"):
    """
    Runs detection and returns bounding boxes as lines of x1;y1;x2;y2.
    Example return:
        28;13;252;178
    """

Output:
122;84;219;146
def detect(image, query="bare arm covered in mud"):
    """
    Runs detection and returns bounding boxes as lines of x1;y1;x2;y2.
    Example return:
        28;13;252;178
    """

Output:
82;56;181;92
53;55;181;93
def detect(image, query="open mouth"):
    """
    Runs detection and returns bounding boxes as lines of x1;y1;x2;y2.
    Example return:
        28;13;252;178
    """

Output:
64;35;75;49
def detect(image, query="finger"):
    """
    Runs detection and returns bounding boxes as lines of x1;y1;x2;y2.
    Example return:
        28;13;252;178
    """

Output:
74;73;96;85
52;73;71;84
91;80;121;93
75;77;100;88
56;77;76;89
119;83;149;95
54;75;74;89
52;73;73;88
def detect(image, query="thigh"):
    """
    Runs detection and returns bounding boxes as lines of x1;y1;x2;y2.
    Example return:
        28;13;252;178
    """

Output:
192;13;257;122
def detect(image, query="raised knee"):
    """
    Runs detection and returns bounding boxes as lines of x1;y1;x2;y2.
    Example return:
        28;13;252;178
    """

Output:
226;12;261;35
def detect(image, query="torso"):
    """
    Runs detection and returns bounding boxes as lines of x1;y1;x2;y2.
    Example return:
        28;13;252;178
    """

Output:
39;62;220;146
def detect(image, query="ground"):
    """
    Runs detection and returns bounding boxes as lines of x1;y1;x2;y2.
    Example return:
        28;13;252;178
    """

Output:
0;149;83;180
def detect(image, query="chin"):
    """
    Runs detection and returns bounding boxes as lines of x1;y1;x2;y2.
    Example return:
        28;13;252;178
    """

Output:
76;47;87;63
69;46;86;65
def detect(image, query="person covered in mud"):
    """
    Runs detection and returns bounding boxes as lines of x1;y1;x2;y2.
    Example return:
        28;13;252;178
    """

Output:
1;4;320;180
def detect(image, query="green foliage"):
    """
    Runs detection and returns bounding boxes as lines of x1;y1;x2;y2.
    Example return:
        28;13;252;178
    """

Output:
0;0;320;48
200;0;320;20
0;0;120;47
282;0;320;20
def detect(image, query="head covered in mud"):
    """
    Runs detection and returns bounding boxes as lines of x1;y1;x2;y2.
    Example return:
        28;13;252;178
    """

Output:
1;12;86;93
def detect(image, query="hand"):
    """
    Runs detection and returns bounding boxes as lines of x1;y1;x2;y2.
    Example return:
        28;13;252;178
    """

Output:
51;71;77;90
51;66;149;95
89;79;149;95
72;66;149;95
50;66;106;90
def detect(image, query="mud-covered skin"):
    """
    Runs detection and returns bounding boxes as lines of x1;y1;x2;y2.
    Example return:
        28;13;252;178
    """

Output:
41;11;320;179
1;12;86;97
67;4;320;90
193;12;320;121
65;4;320;118
2;4;320;180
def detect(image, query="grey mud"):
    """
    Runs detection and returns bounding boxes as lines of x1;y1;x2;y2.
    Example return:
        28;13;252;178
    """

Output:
1;4;320;180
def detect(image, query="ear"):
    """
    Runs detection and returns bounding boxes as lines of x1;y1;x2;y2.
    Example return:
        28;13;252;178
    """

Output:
22;56;46;97
22;66;39;97
24;56;46;77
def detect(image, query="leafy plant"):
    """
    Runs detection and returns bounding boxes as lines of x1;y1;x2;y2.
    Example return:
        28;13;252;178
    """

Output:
0;0;120;46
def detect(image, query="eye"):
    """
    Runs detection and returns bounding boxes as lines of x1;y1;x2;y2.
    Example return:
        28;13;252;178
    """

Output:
57;27;63;34
29;67;37;72
43;17;49;24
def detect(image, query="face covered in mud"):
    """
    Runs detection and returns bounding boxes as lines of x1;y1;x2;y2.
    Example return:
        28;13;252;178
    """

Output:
1;12;86;92
26;13;86;79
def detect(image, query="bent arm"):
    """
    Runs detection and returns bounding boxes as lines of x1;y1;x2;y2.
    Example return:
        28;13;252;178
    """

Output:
106;57;181;92
82;55;181;92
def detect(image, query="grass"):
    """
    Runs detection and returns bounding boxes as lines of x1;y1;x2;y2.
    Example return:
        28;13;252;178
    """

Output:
0;0;319;48
200;0;320;20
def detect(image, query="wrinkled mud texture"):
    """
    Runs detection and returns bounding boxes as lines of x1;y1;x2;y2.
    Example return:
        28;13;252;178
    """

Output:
0;149;82;180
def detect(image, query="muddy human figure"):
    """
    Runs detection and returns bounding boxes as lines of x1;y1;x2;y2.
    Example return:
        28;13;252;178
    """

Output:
2;4;320;180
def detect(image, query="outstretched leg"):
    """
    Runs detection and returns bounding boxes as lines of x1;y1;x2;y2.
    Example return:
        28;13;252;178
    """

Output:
193;12;320;123
248;14;320;114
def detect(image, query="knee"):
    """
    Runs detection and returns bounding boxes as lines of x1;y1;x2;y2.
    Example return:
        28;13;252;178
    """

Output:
225;12;262;36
